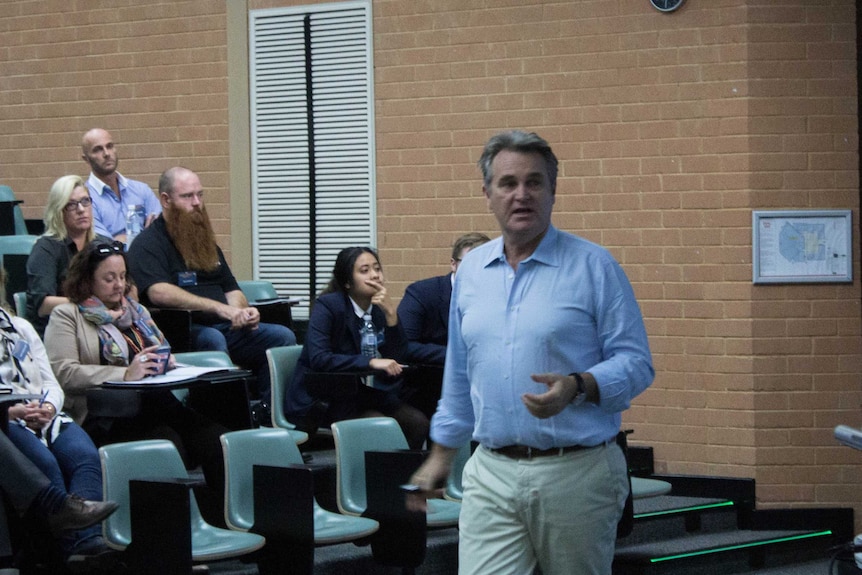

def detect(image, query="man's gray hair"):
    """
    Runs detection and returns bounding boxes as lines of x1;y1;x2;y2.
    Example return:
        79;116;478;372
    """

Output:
478;130;559;194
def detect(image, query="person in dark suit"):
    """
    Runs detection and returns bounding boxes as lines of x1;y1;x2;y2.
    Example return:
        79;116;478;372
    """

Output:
285;246;429;449
397;233;490;418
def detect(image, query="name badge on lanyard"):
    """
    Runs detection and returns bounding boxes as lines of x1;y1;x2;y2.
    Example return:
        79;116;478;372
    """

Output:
178;271;197;287
11;340;29;362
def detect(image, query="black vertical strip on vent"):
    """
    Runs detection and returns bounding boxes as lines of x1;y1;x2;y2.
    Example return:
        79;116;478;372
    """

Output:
304;14;317;305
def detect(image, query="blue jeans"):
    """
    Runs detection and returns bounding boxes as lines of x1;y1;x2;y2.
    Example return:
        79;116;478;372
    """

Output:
7;421;103;553
191;321;296;402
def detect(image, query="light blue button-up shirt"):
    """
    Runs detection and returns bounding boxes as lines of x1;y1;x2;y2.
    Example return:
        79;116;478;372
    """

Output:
430;225;654;450
86;172;162;239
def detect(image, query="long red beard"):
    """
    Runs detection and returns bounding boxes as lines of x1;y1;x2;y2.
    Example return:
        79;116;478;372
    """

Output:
164;205;219;272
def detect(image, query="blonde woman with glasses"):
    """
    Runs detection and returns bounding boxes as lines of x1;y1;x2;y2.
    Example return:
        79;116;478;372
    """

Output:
25;175;110;337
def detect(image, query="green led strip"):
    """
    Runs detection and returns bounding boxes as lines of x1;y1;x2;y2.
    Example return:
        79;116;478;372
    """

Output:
649;530;834;563
634;500;735;519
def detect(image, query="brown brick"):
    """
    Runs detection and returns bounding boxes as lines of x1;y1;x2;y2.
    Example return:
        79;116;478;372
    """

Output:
2;0;860;526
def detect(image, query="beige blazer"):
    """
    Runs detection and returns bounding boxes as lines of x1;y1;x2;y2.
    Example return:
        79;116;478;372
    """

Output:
44;303;127;425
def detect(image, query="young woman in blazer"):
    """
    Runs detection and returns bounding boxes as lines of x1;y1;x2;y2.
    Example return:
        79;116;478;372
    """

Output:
285;246;428;448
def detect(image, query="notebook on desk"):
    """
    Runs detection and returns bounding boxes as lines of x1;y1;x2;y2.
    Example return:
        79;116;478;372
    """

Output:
104;365;236;386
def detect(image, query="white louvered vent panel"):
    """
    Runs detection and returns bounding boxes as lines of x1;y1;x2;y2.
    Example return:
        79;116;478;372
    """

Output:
250;1;375;320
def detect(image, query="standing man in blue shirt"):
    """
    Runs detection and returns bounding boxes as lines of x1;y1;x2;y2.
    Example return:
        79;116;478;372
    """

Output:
409;130;654;575
81;128;162;244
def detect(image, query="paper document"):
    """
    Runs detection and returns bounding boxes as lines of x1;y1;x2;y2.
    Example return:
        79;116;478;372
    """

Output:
105;365;234;386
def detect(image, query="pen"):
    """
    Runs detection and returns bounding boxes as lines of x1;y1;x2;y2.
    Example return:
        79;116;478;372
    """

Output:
38;389;48;407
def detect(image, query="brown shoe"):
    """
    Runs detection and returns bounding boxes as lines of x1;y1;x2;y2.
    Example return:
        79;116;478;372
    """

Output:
48;495;119;533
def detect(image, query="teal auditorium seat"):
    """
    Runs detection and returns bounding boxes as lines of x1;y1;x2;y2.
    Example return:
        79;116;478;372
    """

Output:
237;280;278;303
331;417;460;528
0;235;37;308
266;345;309;444
12;292;26;318
171;351;236;404
238;279;295;333
0;186;29;236
444;441;473;502
0;235;38;263
172;350;259;431
220;428;379;543
99;440;265;562
631;476;673;499
173;351;236;369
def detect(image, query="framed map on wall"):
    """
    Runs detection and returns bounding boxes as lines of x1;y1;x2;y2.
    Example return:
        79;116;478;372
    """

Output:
752;210;852;284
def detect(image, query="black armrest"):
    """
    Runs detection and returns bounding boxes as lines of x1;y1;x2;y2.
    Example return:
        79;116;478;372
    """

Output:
24;219;45;236
0;394;38;434
252;464;314;575
0;393;38;404
364;450;427;567
127;479;193;574
305;365;419;401
85;388;142;418
0;201;22;236
252;300;294;330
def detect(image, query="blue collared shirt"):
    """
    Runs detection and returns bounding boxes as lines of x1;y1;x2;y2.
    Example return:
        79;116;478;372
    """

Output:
86;172;162;239
430;225;654;450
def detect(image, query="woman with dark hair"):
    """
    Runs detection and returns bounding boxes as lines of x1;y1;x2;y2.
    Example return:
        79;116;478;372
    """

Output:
43;241;227;493
285;246;428;448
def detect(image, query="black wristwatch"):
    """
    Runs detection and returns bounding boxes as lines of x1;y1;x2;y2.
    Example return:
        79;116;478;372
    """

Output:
569;372;587;406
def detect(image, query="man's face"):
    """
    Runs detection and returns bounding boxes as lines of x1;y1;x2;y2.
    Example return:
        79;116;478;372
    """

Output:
163;171;205;215
451;246;473;275
81;130;118;178
484;150;555;245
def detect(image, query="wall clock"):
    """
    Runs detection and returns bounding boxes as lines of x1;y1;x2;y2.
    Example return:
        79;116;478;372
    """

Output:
650;0;685;12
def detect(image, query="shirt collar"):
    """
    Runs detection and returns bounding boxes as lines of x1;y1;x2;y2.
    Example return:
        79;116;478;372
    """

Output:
481;225;560;269
529;225;561;267
87;171;127;197
349;296;372;319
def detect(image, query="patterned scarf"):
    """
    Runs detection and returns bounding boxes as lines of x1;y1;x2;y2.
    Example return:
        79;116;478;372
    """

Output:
78;296;166;366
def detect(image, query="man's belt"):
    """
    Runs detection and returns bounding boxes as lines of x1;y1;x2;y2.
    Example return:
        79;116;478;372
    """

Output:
489;444;589;460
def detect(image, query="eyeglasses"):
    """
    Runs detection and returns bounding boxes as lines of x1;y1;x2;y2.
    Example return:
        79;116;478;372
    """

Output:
63;197;92;212
94;241;124;257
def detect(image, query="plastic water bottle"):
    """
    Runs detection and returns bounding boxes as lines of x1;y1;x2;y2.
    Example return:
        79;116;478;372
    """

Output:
360;313;377;358
855;533;862;568
125;204;144;248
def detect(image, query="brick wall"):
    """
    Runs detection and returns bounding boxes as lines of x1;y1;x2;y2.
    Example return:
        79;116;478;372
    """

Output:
367;0;862;519
2;0;861;523
0;0;233;254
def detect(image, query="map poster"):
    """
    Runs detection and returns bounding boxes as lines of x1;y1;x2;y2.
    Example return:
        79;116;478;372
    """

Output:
753;210;852;284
